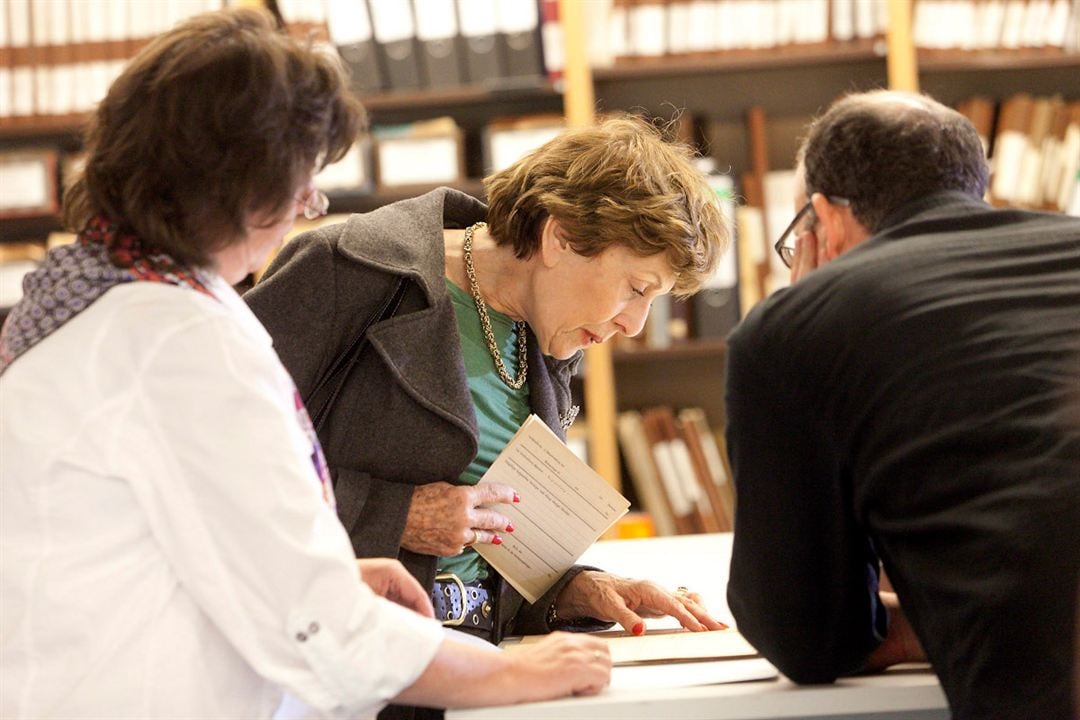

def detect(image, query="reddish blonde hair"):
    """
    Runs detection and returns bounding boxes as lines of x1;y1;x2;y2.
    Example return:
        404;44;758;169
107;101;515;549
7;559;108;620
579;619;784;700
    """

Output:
484;115;729;296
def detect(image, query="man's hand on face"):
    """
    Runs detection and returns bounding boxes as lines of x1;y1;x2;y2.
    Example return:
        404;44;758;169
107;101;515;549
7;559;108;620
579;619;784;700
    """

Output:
790;228;827;284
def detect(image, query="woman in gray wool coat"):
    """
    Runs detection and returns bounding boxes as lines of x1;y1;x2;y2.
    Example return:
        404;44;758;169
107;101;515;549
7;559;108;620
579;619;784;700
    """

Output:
245;116;730;713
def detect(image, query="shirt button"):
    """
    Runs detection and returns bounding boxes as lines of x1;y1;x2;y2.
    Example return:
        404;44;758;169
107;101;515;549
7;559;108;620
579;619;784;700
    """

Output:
308;622;320;634
296;632;308;642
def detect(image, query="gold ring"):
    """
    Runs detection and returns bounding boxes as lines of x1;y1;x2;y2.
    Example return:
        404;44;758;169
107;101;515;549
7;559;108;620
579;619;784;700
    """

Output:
464;529;478;547
675;586;690;596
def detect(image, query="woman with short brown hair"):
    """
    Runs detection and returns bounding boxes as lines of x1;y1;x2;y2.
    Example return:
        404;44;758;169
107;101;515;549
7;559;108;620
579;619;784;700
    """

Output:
0;8;612;718
247;114;730;720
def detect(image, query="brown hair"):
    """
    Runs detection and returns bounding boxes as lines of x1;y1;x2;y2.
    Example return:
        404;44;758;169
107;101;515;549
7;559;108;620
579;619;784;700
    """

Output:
800;90;989;233
63;7;363;268
483;115;728;296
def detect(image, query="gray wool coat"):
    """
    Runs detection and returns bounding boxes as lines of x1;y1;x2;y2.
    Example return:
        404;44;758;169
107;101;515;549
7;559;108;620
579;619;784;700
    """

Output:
245;188;599;640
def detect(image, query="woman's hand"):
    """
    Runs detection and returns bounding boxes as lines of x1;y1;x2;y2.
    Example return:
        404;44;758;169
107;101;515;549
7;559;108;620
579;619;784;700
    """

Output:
394;631;611;708
554;571;727;635
356;558;434;618
401;481;518;557
499;632;611;700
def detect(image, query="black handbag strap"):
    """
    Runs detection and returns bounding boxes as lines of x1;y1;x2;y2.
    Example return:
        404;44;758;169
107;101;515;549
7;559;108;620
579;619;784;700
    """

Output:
305;278;408;433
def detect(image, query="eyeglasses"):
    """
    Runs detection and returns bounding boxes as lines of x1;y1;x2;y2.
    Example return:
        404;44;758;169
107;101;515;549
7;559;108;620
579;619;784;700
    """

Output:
297;188;329;220
773;196;850;268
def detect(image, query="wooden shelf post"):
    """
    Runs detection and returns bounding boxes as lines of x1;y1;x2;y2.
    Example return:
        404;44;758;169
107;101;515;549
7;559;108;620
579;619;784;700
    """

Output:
558;0;620;491
887;0;919;91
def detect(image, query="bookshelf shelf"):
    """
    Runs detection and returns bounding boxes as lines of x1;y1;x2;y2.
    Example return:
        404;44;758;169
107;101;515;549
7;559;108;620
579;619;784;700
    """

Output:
592;40;884;82
613;339;728;364
612;344;728;434
918;48;1080;73
360;81;560;113
1;215;64;244
0;116;87;143
326;179;486;215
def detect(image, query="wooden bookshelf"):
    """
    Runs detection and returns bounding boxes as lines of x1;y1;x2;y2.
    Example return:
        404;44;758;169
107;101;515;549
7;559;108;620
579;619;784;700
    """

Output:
3;0;1078;496
593;39;884;81
0;117;87;143
918;48;1080;73
360;81;559;113
327;179;486;216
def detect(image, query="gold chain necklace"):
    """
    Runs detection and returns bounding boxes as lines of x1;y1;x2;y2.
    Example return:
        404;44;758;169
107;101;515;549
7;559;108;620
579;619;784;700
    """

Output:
462;222;528;390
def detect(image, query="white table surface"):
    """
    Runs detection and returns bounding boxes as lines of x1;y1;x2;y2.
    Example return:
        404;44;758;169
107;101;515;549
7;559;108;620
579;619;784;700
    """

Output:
447;533;948;720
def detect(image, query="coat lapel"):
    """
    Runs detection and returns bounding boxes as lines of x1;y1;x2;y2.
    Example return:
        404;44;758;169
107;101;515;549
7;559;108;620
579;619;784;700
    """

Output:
366;295;479;444
337;187;487;448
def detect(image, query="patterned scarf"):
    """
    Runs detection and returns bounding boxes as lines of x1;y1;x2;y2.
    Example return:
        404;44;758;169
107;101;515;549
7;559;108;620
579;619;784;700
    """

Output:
0;217;213;374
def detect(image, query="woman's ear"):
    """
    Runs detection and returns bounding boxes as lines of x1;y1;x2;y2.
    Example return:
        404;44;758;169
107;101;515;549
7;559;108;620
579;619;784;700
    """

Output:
539;216;570;268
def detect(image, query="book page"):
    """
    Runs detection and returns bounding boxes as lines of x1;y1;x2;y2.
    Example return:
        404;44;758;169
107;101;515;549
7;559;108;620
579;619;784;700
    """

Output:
475;415;629;603
503;628;759;666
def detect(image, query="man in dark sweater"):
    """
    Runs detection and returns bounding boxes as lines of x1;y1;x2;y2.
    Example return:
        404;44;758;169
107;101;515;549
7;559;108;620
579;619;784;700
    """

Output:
725;90;1080;720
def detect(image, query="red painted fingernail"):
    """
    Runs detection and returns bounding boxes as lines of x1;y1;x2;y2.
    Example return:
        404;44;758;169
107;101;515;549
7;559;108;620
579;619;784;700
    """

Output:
506;522;515;532
513;492;521;503
492;535;503;545
632;622;644;636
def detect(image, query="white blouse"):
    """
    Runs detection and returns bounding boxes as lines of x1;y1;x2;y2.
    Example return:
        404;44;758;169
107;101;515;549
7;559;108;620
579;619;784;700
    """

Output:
0;276;442;719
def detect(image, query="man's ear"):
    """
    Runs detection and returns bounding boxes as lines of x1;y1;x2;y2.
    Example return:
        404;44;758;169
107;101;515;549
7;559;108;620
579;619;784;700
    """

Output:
539;216;570;269
810;193;847;261
811;193;870;261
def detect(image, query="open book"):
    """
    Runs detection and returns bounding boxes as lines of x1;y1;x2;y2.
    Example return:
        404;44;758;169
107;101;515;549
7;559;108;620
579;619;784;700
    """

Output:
474;415;630;603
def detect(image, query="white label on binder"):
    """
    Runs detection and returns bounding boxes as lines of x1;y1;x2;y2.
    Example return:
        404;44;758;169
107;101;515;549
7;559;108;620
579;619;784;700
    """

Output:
669;439;701;505
1045;0;1071;46
496;0;538;34
703;174;737;290
9;0;31;46
34;67;51;118
853;0;874;39
1057;125;1080;212
327;0;373;44
29;0;49;45
459;0;499;38
12;68;33;117
377;137;460;186
991;131;1029;203
831;0;854;42
1019;0;1048;47
489;126;563;174
630;4;666;57
106;0;128;41
51;66;76;116
315;141;369;192
1000;0;1026;48
0;69;11;120
0;261;38;308
369;0;416;44
0;158;49;211
414;0;457;40
653;441;692;517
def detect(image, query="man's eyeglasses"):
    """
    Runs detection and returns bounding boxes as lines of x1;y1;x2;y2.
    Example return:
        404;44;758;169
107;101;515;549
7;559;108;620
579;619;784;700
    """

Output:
298;188;330;220
773;196;850;268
